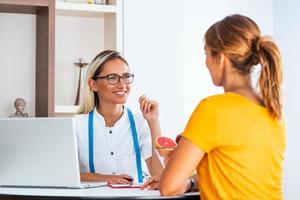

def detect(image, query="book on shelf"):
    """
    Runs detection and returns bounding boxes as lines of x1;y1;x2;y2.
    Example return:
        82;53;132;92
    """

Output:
63;0;107;4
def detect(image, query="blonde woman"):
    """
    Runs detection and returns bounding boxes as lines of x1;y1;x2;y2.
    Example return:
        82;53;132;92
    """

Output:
74;50;163;184
143;14;285;200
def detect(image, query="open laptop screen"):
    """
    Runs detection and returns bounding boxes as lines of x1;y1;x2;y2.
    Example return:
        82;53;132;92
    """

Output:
0;117;83;188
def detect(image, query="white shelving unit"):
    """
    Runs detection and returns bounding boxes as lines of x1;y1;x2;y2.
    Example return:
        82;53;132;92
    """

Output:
54;0;123;115
55;2;120;20
55;105;80;114
56;2;117;14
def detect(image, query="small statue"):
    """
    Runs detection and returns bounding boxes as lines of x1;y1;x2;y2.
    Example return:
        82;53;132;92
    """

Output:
10;98;29;118
74;58;89;105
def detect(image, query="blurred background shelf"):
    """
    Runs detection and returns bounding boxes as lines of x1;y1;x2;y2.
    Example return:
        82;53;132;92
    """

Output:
56;2;118;17
55;105;80;114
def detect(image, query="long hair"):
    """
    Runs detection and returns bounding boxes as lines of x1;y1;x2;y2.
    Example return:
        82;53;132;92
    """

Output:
78;50;128;114
204;14;283;119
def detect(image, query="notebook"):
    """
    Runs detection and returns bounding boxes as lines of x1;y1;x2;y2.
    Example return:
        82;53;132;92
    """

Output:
0;117;106;189
108;183;143;188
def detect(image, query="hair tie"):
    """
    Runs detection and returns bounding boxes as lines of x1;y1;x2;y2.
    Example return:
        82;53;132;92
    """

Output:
249;38;260;66
255;37;263;52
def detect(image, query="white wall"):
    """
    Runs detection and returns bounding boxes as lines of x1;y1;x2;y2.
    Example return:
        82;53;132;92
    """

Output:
183;0;274;120
0;13;36;117
274;0;300;199
123;0;274;136
123;0;184;138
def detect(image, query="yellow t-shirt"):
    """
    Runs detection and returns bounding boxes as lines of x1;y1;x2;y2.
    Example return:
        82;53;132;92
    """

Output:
183;92;285;200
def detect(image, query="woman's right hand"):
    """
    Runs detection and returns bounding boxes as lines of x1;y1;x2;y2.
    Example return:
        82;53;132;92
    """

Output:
139;95;159;123
104;174;134;184
81;172;134;184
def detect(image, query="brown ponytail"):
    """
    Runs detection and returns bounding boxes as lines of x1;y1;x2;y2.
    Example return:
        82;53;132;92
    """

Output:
204;14;283;119
256;36;283;119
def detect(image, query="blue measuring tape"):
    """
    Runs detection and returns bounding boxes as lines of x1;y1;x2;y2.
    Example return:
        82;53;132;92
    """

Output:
88;110;95;173
88;108;143;183
127;108;143;183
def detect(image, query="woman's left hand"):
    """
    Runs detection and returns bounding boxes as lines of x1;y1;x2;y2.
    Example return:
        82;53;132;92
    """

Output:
139;95;159;122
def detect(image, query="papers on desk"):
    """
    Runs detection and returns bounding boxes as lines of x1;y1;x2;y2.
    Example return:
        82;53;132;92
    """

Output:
81;181;107;189
107;183;143;189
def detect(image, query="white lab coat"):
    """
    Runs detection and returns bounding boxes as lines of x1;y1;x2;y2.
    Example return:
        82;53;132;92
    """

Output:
73;107;152;181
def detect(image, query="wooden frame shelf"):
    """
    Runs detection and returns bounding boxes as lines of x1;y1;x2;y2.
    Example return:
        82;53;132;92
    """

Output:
0;0;55;117
0;0;123;116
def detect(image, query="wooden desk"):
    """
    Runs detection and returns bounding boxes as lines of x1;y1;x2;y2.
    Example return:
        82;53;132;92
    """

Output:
0;186;200;200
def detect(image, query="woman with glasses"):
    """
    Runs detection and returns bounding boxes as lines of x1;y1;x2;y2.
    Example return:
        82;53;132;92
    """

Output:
74;50;163;184
142;14;285;199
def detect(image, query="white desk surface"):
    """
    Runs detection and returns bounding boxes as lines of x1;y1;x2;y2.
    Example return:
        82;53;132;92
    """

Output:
0;186;162;197
0;186;199;199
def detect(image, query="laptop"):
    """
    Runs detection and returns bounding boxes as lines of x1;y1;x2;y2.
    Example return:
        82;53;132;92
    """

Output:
0;117;106;189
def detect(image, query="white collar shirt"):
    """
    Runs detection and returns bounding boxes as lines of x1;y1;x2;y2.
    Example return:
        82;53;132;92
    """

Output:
73;107;152;181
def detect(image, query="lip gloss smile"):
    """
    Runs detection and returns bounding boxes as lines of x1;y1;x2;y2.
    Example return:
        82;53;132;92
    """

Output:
114;91;127;96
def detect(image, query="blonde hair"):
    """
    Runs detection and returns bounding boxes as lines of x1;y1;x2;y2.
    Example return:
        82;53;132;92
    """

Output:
78;50;128;114
204;14;283;119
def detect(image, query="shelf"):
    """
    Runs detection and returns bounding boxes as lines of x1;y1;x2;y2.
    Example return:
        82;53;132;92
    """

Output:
56;2;117;17
54;0;123;115
55;105;80;114
0;0;55;117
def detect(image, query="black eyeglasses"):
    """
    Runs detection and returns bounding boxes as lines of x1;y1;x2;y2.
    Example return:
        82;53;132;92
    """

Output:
93;73;134;85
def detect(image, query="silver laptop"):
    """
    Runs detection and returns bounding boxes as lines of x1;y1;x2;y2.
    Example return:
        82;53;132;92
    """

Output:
0;117;106;189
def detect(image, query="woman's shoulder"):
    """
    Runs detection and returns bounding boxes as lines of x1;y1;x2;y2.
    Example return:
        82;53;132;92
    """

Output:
194;93;246;115
124;107;148;129
125;107;144;122
197;93;228;107
73;113;89;123
203;93;235;102
198;93;269;120
200;93;249;106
